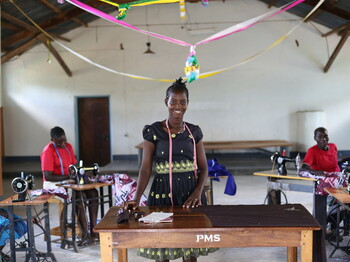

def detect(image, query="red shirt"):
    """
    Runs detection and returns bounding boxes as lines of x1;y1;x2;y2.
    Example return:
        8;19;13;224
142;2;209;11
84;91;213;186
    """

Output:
41;142;77;181
303;143;340;172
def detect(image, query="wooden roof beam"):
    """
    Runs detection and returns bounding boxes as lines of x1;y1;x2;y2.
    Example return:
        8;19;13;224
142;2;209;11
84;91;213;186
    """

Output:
1;36;39;64
36;0;88;27
38;35;72;77
2;0;100;49
322;21;350;37
305;0;350;20
324;30;350;73
1;20;23;31
1;32;72;77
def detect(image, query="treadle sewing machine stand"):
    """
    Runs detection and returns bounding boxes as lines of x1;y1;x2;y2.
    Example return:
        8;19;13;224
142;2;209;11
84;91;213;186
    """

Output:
0;194;57;262
324;187;350;258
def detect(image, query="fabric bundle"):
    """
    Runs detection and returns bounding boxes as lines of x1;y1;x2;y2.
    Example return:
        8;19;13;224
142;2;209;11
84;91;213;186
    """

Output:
207;158;236;196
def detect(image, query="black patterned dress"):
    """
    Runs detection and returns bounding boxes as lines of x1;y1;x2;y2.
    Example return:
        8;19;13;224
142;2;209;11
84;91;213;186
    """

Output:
137;121;218;260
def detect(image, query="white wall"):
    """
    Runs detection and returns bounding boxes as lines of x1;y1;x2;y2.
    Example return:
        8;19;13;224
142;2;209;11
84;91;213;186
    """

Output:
2;0;350;157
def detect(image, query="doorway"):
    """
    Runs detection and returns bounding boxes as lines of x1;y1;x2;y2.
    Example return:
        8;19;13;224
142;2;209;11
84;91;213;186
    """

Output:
76;97;111;166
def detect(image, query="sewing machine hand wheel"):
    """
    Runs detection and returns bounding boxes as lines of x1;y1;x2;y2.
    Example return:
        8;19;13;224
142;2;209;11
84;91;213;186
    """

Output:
69;164;78;179
11;177;28;194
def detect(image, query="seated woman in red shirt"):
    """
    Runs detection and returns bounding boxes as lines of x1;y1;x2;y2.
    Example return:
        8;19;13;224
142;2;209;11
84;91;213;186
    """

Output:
41;126;99;245
302;127;340;176
300;127;344;261
301;127;340;231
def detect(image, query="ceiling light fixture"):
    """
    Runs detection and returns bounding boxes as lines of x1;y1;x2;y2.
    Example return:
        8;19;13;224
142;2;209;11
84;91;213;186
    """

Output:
144;42;155;54
143;7;155;55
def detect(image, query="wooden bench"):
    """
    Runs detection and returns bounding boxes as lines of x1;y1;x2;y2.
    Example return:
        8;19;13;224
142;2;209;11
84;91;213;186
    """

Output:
135;140;293;166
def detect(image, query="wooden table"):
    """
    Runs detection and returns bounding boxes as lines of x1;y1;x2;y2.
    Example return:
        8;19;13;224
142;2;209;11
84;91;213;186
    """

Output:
135;140;293;166
324;187;350;257
0;194;57;262
253;170;316;205
59;182;113;252
94;204;320;262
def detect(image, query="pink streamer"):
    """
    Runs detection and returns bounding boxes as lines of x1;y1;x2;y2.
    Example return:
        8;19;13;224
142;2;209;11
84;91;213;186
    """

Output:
67;0;191;47
66;0;304;48
196;0;305;46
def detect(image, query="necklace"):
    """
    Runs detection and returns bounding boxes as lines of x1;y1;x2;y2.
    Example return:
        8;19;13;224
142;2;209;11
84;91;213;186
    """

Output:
167;121;185;134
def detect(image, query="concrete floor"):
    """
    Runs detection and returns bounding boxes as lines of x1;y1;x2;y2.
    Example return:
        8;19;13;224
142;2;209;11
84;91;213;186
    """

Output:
1;157;350;261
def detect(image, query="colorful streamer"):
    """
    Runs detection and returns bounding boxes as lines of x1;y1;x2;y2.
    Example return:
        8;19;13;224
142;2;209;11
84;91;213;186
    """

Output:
66;0;191;47
64;0;304;48
10;0;324;83
98;0;180;20
179;0;186;20
197;0;325;80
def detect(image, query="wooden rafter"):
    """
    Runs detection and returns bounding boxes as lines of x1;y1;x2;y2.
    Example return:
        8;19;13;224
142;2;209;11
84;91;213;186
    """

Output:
322;21;350;37
1;0;103;49
324;29;350;73
1;36;39;63
1;9;72;75
39;36;73;77
304;0;350;20
36;0;88;27
1;20;22;31
268;0;278;8
304;0;337;22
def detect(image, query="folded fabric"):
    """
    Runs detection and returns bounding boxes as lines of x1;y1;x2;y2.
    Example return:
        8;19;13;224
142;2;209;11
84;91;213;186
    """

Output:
207;159;236;196
299;171;347;195
113;173;147;206
30;188;69;200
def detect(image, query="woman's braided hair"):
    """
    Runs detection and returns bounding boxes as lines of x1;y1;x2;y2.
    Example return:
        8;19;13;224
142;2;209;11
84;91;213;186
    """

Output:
165;77;189;102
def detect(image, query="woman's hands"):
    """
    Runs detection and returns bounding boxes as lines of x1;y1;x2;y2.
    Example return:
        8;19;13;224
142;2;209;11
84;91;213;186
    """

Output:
183;190;202;208
121;200;139;211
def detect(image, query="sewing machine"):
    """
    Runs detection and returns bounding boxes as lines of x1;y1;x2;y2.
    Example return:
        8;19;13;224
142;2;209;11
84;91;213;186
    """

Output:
10;172;35;202
271;152;300;176
68;160;99;185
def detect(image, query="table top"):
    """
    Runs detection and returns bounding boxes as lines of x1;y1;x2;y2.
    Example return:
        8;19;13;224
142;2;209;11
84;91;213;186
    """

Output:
254;170;317;181
0;193;53;206
94;204;320;233
136;140;293;150
324;187;350;204
58;182;113;191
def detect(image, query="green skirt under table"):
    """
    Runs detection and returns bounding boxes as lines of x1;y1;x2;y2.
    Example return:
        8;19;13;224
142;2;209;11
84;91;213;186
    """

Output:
137;247;219;260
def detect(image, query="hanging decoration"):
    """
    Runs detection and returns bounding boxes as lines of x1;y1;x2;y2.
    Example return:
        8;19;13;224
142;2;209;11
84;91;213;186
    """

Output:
179;0;186;20
184;46;199;83
98;0;194;20
9;0;324;83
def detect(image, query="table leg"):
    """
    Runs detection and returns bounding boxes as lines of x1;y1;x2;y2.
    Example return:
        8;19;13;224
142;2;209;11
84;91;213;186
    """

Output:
99;187;105;218
61;193;78;252
8;206;15;262
71;189;78;250
118;249;128;262
43;203;52;253
108;185;113;208
100;232;114;262
267;189;281;205
210;178;214;205
300;230;313;262
26;205;36;262
267;177;281;205
287;247;297;262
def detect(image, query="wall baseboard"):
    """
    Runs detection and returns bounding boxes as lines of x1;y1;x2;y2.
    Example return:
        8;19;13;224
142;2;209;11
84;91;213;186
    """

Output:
3;150;350;163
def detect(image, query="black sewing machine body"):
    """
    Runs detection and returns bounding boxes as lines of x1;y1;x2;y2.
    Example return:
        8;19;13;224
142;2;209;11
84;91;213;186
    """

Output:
68;161;99;185
11;173;35;202
271;152;299;176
